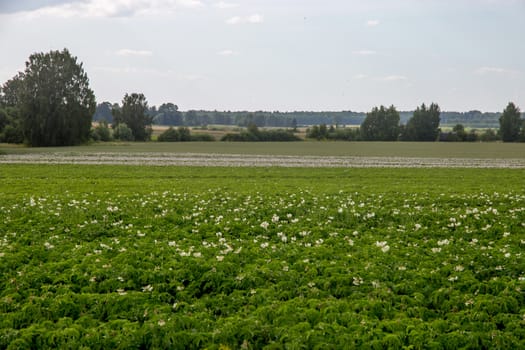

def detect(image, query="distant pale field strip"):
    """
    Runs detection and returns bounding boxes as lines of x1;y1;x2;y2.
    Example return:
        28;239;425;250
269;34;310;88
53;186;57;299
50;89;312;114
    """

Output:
3;142;525;158
2;152;525;168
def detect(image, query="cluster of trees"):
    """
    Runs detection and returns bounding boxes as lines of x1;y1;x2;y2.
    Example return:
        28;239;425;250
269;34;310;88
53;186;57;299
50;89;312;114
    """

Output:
88;94;155;142
0;49;96;146
0;49;155;146
359;103;443;141
306;102;524;142
306;124;360;141
307;103;440;141
2;48;524;146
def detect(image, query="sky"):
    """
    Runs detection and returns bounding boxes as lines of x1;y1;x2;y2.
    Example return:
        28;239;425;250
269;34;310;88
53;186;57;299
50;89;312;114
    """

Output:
0;0;524;112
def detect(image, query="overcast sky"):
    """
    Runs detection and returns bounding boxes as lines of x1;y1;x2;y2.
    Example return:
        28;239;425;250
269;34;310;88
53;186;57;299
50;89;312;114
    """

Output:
1;0;524;112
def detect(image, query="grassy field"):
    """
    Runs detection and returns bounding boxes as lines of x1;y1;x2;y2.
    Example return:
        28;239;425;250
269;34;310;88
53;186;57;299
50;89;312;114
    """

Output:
2;141;525;159
1;164;525;348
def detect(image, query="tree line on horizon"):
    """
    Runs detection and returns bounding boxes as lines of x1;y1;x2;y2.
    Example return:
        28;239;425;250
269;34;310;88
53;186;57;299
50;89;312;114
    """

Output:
306;102;524;143
1;49;524;146
93;102;511;130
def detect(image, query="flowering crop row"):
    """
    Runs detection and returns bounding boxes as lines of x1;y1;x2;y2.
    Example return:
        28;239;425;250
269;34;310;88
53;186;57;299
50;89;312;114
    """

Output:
1;166;525;349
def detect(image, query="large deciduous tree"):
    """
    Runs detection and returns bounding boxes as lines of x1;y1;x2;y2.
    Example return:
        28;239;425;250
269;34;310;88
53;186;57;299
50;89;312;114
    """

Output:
0;73;25;108
360;105;400;141
8;49;96;146
404;103;441;141
499;102;522;142
112;93;152;141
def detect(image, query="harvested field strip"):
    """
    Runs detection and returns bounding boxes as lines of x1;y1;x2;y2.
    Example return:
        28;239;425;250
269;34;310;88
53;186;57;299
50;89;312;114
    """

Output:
2;152;525;168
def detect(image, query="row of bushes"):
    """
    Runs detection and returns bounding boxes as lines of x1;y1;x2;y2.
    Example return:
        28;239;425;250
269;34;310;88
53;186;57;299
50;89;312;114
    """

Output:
221;124;300;141
91;123;215;142
306;124;505;142
157;127;214;142
90;123;299;143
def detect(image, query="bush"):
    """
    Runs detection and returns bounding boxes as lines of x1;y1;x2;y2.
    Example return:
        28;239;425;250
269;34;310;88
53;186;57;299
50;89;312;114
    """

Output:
306;125;361;141
157;127;214;142
177;127;191;141
1;124;24;144
113;123;134;141
440;125;480;142
221;124;301;141
157;127;180;142
0;108;24;144
91;121;112;141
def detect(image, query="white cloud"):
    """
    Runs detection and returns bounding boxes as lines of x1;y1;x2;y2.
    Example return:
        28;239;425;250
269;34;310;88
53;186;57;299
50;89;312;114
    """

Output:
381;75;408;81
352;50;377;56
225;15;241;24
475;66;519;75
13;0;204;19
213;1;238;9
366;19;380;27
354;74;368;80
217;49;238;56
247;14;263;23
226;14;264;24
115;49;153;57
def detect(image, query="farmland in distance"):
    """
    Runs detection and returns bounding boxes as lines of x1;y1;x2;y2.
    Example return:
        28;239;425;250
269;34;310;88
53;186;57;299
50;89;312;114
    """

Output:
3;141;525;158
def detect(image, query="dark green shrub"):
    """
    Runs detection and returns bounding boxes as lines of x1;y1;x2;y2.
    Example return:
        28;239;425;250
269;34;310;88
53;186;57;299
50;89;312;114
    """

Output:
113;123;134;141
91;121;112;141
158;127;180;141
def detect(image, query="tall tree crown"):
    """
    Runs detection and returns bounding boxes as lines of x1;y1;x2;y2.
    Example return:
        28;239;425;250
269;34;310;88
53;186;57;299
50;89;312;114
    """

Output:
499;102;522;142
12;48;96;146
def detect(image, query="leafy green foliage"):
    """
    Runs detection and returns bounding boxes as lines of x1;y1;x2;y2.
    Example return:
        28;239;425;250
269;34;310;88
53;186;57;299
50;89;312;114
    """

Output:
403;103;441;141
306;124;360;140
221;124;300;141
360;105;400;141
112;123;134;141
90;121;113;142
13;49;95;146
158;127;214;142
0;108;22;144
480;128;500;142
1;165;525;348
157;126;180;141
499;102;522;142
158;126;190;141
0;73;24;108
113;93;152;141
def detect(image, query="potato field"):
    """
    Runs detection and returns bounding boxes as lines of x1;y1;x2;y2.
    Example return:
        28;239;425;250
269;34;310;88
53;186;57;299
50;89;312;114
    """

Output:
1;165;524;349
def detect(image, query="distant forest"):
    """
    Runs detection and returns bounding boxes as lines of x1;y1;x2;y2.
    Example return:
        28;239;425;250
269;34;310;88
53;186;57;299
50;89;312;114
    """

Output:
93;102;522;128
